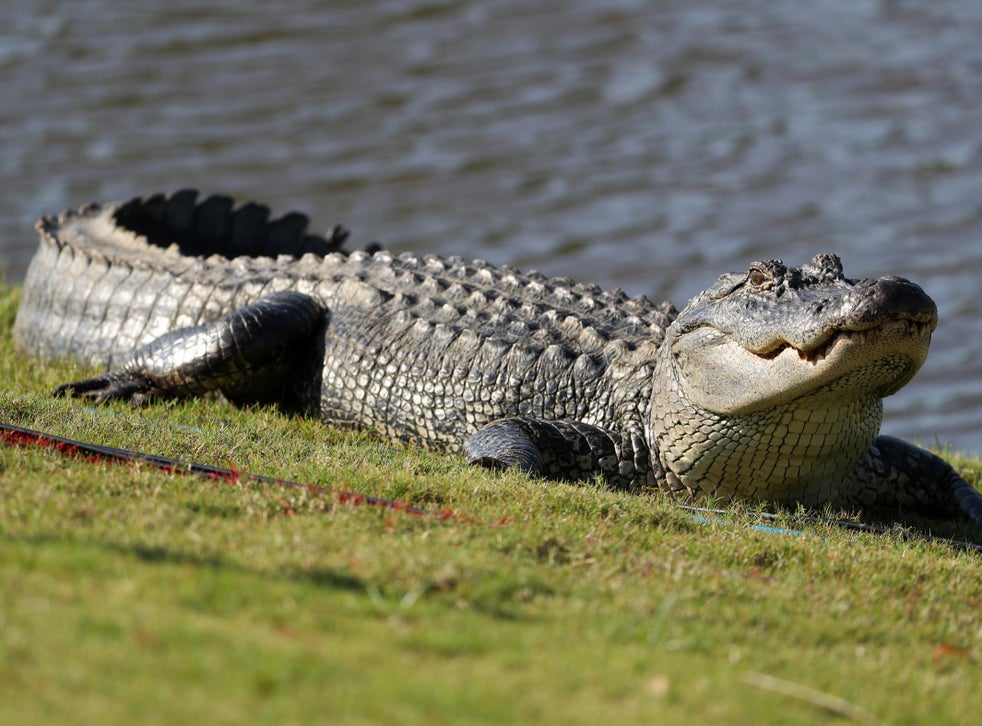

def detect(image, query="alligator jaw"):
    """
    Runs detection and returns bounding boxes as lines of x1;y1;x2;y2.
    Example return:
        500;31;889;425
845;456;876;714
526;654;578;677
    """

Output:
759;318;936;366
671;317;934;416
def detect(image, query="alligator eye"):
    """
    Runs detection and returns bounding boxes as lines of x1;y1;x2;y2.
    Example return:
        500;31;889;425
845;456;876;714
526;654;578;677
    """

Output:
748;265;773;288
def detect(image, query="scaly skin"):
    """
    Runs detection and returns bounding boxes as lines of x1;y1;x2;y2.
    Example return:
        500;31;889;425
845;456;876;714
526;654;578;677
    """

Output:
13;190;982;523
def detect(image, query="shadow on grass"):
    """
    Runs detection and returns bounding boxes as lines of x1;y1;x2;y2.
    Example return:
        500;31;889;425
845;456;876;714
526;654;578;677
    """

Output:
4;531;542;620
5;532;369;594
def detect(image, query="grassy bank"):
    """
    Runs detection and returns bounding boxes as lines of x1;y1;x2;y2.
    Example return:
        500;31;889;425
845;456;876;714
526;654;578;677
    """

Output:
1;283;981;724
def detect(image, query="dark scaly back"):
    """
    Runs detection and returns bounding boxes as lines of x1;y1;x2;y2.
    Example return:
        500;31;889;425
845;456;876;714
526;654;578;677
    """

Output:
110;190;676;349
16;191;678;449
17;190;677;367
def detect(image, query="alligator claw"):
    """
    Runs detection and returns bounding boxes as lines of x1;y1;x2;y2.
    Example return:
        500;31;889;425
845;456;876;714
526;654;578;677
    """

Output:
53;373;153;405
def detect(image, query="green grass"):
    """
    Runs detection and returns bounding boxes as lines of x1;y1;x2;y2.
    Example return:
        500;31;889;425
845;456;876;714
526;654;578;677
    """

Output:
1;282;981;724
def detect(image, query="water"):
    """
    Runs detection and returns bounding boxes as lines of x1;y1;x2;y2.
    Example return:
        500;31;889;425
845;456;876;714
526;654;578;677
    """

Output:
3;0;982;455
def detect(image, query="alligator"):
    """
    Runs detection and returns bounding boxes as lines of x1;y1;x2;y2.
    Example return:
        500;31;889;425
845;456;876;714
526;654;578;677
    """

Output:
13;189;982;523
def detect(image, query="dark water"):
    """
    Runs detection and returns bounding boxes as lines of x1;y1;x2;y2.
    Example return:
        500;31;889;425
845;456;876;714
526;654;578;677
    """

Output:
3;0;982;455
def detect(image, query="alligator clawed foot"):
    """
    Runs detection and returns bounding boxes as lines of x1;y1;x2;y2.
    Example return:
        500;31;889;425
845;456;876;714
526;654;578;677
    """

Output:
53;373;154;405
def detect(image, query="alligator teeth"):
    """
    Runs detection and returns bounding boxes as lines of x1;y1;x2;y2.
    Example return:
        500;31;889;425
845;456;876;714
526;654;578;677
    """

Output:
797;340;832;364
911;321;932;337
762;320;932;365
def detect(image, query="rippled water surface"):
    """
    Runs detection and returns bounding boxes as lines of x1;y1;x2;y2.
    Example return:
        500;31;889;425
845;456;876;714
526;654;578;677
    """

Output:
3;0;982;454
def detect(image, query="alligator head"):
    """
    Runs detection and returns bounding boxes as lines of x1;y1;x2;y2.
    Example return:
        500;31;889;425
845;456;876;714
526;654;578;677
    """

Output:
649;253;938;504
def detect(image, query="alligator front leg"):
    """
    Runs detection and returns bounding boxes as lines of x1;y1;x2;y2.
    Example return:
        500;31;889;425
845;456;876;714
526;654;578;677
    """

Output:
54;291;324;405
846;435;982;523
463;416;648;490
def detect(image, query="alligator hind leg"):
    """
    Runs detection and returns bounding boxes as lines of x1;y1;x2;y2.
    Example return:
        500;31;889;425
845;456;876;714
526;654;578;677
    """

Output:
464;416;646;489
54;291;324;406
847;435;982;523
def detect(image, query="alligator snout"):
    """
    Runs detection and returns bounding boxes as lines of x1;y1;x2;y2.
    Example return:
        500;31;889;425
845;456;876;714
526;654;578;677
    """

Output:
844;276;938;332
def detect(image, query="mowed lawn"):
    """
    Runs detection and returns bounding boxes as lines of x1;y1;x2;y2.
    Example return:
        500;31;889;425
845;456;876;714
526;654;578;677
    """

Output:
1;284;981;725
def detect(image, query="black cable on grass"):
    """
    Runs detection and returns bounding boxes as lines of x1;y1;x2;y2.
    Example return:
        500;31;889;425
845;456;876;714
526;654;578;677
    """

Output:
0;421;432;517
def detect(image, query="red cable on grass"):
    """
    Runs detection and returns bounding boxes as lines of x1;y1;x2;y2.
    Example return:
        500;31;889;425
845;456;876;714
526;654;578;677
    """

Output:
0;421;435;518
